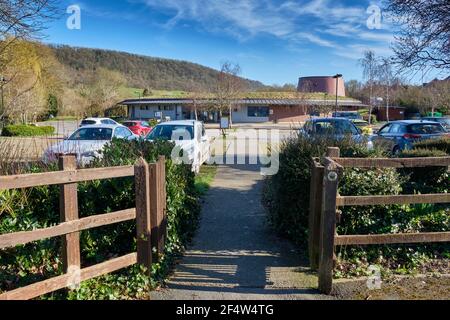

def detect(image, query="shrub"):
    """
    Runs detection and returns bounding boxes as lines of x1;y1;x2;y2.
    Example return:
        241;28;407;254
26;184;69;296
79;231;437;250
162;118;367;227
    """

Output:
412;137;450;154
1;124;55;137
0;139;200;299
264;134;449;277
264;134;385;246
398;148;449;194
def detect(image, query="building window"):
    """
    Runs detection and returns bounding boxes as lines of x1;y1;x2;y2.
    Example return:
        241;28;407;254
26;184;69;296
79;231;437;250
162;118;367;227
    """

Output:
140;106;149;111
247;106;269;117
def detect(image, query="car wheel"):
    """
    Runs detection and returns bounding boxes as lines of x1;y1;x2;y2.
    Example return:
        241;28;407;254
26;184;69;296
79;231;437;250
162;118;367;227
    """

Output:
392;146;401;156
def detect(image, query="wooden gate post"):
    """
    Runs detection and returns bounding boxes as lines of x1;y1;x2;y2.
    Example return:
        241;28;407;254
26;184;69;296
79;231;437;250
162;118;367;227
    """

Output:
135;158;152;272
158;156;167;251
308;159;324;270
318;157;339;294
59;155;80;273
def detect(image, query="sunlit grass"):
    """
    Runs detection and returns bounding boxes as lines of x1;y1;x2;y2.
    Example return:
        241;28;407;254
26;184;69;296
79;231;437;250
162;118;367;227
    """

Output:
194;165;217;195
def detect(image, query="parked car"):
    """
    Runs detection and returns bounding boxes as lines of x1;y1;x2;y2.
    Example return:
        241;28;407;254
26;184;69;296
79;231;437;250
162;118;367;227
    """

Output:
371;120;448;154
43;124;138;165
146;120;210;173
79;117;121;127
122;120;153;136
332;111;363;120
300;118;373;148
421;117;450;131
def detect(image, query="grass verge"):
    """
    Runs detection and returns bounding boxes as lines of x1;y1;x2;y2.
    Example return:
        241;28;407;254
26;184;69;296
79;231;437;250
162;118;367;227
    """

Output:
195;165;217;195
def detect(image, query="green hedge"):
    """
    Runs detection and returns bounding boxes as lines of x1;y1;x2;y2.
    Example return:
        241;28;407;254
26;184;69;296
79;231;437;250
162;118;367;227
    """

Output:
412;137;450;154
264;134;449;277
1;125;55;137
0;139;200;299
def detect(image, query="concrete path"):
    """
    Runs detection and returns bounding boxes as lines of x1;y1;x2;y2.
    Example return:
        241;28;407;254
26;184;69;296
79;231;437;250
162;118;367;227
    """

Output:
151;164;332;300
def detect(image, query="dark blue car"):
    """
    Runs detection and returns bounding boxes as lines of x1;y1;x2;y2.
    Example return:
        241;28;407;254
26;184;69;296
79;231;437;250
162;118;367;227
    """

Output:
372;120;448;154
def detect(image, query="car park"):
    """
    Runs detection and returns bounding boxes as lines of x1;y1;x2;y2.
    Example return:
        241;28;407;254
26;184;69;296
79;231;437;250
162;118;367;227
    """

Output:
122;120;153;136
371;120;448;154
79;117;121;127
43;124;138;165
146;120;210;173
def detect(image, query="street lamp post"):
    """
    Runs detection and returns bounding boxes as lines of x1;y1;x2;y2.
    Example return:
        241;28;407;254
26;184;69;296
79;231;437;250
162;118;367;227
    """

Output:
333;74;343;114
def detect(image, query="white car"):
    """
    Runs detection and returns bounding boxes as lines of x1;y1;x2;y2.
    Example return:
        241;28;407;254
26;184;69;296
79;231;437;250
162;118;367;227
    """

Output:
146;120;210;173
43;124;138;166
79;117;121;127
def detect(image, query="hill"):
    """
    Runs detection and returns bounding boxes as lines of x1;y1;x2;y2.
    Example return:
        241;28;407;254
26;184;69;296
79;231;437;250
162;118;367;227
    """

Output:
51;45;265;91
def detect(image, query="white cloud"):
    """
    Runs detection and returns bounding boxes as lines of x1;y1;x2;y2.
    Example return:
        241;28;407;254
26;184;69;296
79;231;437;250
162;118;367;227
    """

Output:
136;0;394;59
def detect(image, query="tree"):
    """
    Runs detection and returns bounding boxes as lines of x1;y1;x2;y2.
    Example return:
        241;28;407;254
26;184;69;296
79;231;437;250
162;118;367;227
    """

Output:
386;0;450;71
211;62;246;127
378;57;396;121
186;82;207;121
359;51;380;124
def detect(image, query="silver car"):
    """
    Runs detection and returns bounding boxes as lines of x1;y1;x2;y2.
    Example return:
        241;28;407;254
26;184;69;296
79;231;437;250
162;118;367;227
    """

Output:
43;124;137;166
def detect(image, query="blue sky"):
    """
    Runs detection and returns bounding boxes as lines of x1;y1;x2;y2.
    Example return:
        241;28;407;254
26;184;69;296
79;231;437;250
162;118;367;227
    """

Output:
44;0;426;86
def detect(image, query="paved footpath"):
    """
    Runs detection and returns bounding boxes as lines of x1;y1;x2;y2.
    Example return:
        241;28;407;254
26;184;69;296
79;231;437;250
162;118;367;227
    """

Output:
151;164;333;300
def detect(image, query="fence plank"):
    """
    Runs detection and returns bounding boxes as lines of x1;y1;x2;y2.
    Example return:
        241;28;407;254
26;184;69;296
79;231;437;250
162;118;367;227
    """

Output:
0;253;137;300
335;232;450;245
0;165;135;191
336;193;450;206
334;157;450;168
318;157;339;295
134;158;152;271
59;156;80;273
308;160;324;270
0;209;136;249
159;156;167;253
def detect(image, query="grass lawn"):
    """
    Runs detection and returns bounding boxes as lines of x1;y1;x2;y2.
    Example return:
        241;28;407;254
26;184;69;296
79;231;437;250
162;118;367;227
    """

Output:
195;165;217;195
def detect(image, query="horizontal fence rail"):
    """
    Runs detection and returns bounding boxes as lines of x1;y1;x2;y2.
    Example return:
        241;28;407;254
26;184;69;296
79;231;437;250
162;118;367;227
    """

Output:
309;148;450;295
0;165;135;190
0;155;167;300
333;157;450;168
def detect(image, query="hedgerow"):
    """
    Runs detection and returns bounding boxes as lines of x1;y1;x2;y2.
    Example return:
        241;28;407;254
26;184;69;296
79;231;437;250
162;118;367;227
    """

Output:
1;124;55;137
264;134;449;278
0;139;200;299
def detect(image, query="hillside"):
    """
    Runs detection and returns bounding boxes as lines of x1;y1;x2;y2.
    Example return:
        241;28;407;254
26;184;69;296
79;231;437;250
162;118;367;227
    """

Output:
51;45;265;91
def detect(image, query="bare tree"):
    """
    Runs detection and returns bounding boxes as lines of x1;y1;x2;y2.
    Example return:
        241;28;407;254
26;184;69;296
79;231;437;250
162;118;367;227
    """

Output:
386;0;450;71
359;50;380;124
186;82;207;121
212;62;246;127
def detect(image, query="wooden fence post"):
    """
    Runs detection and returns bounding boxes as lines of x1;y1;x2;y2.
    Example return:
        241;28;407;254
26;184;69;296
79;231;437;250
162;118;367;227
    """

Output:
158;156;167;251
327;147;340;158
318;157;339;294
308;159;324;270
59;155;80;274
135;158;152;272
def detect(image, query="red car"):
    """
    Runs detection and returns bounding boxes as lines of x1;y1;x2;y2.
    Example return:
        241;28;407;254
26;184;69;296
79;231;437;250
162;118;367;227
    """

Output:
121;121;153;136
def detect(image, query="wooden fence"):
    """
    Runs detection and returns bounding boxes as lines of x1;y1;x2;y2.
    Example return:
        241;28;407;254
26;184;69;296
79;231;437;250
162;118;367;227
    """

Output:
309;147;450;294
0;155;167;300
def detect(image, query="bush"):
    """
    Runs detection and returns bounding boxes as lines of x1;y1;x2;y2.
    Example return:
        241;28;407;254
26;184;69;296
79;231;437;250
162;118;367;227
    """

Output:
398;148;449;194
1;124;55;137
264;134;449;277
412;137;450;154
263;134;385;246
0;139;200;299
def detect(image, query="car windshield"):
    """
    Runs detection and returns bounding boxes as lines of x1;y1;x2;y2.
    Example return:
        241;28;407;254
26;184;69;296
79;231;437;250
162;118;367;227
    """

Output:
311;120;359;135
81;120;96;125
69;128;113;141
147;125;194;140
408;124;445;134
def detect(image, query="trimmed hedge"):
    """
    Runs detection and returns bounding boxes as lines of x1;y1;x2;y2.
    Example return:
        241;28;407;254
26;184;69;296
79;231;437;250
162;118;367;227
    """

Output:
413;137;450;154
1;124;55;137
0;139;200;299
